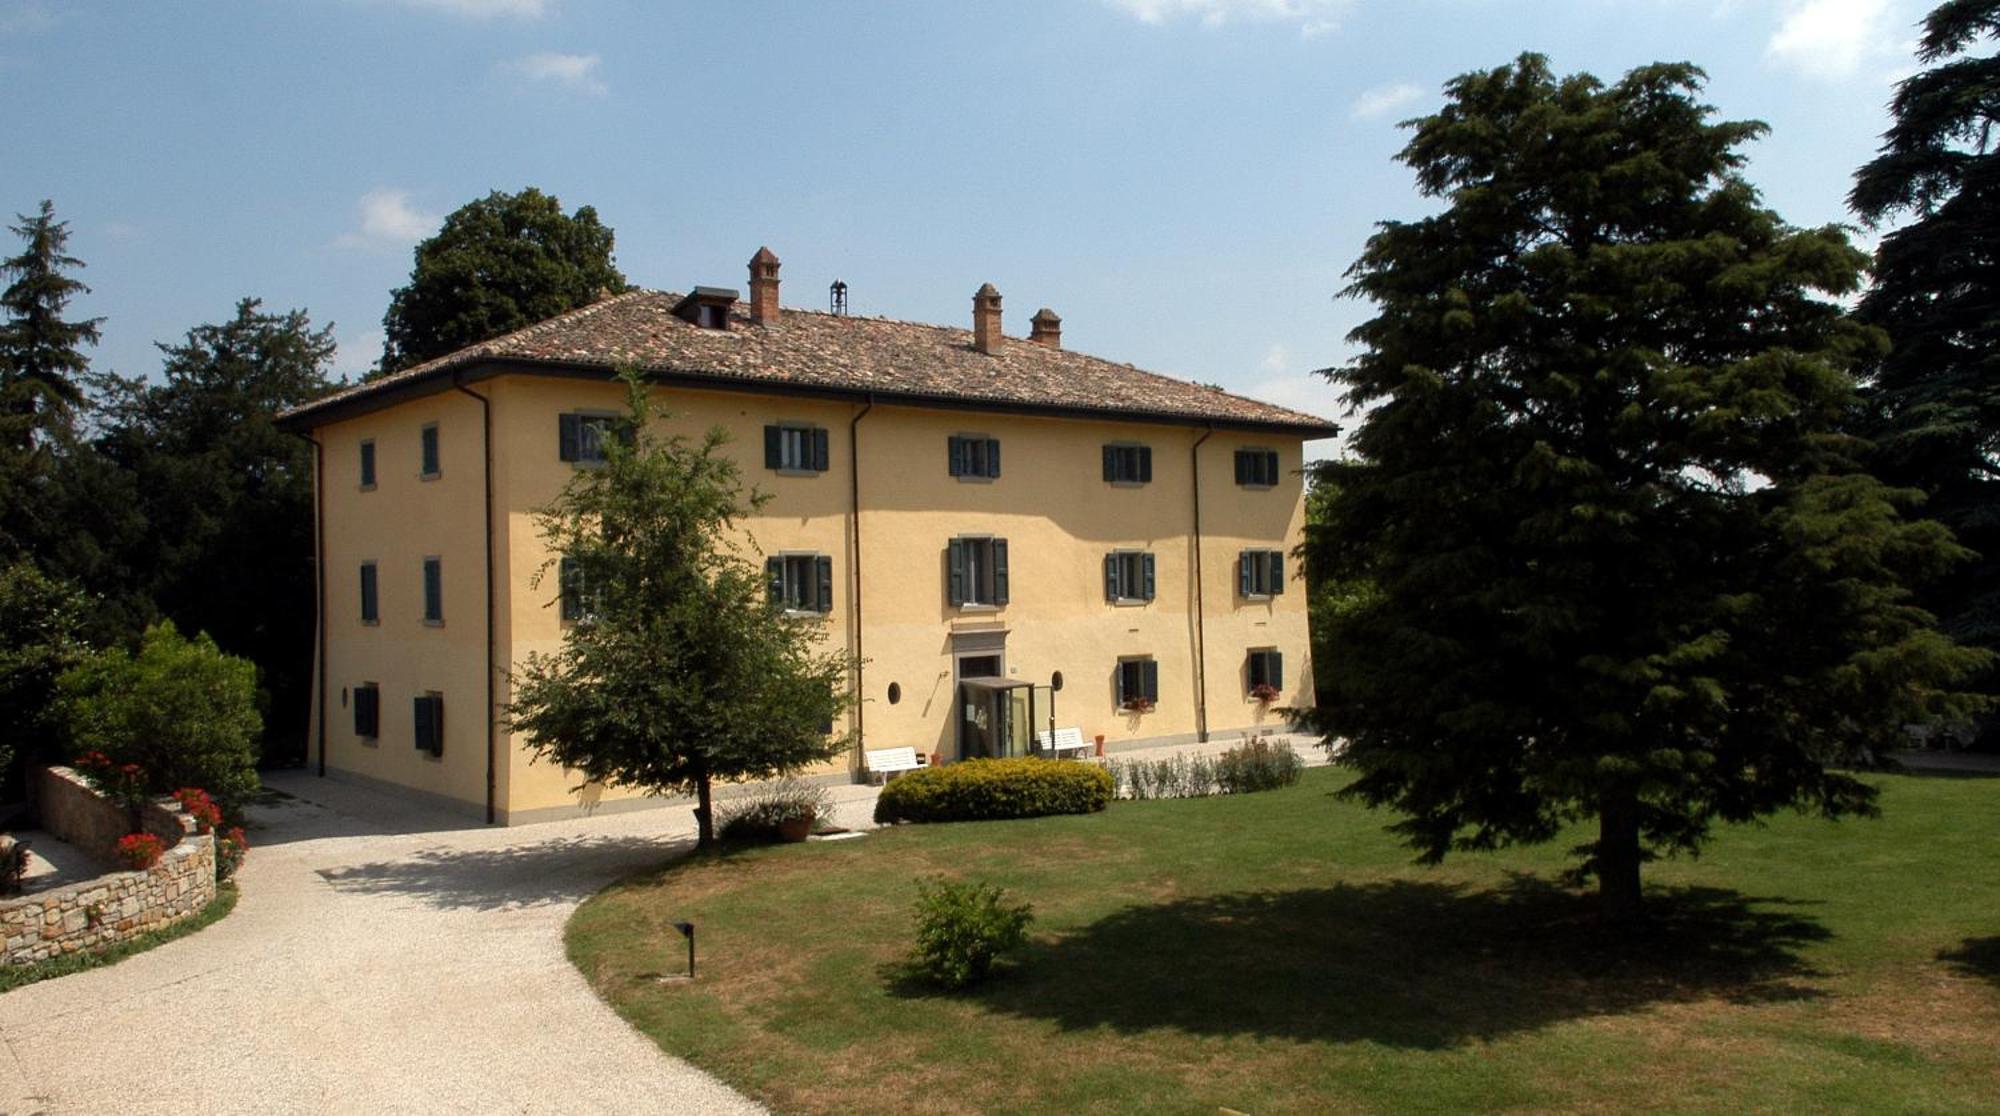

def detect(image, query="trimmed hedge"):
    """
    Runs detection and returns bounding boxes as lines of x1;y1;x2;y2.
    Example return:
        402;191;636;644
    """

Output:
874;758;1112;824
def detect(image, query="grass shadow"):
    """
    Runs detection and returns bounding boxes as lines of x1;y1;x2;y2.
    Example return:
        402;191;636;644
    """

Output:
1937;937;2000;989
918;875;1828;1050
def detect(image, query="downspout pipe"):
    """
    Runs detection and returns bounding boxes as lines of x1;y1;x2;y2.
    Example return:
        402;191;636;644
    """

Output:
1191;425;1215;744
293;430;328;777
848;396;874;769
452;377;498;825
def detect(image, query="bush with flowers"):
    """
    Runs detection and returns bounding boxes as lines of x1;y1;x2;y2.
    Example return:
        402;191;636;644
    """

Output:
172;787;222;834
115;832;166;871
215;827;248;881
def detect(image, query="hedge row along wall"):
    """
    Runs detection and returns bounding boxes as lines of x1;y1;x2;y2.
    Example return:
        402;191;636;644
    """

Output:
0;767;218;965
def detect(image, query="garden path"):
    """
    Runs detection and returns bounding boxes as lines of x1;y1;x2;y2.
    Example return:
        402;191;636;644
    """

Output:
0;731;1325;1114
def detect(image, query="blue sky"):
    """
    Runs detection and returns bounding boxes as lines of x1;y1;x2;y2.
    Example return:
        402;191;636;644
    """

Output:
2;0;1931;457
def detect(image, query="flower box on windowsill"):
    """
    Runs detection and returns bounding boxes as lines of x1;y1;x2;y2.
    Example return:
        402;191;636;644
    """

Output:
1120;698;1156;714
1250;683;1282;703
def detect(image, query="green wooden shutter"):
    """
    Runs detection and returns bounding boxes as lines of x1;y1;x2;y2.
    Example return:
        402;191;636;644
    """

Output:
559;414;580;461
948;436;965;476
765;556;784;605
1102;445;1116;481
1263;451;1279;485
986;439;1001;478
992;539;1009;605
1234;450;1249;485
947;540;966;606
1137;446;1153;483
1114;662;1127;705
413;695;432;753
815;555;833;613
812;428;830;471
1142;659;1159;702
560;557;579;621
1270;650;1284;691
1142;553;1156;601
360;441;375;487
1250;651;1267;689
422;425;439;475
360;564;377;622
1104;553;1120;601
764;425;781;469
1239;551;1253;596
423;558;441;621
1268;551;1285;594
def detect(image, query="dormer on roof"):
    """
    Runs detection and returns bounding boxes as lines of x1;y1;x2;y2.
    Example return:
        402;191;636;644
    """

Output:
674;286;740;330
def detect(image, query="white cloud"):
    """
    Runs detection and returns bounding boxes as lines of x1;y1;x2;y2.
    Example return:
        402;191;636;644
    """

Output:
1104;0;1354;37
1350;81;1424;121
1261;343;1292;373
335;189;439;251
501;51;607;96
374;0;550;18
1765;0;1910;81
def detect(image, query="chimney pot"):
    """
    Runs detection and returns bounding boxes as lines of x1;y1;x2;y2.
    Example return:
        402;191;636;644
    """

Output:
1029;308;1062;350
972;283;1003;354
749;246;781;325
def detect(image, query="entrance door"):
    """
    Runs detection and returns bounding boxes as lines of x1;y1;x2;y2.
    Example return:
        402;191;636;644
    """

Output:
957;678;1033;761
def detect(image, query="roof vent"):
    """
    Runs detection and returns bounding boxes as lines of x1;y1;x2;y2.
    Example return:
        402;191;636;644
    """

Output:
673;286;739;330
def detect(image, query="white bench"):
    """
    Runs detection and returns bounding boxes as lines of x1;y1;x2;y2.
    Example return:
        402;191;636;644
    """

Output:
1035;727;1091;758
864;746;928;784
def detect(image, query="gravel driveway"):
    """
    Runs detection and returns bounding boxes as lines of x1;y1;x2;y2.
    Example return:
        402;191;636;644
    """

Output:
0;771;824;1115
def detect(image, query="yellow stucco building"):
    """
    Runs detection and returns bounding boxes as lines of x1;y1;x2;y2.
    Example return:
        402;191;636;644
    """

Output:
279;250;1334;823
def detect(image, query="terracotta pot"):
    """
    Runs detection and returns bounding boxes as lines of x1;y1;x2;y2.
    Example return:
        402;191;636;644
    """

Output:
777;810;814;843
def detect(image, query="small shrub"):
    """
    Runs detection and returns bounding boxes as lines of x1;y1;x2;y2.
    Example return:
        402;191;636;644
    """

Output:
873;758;1111;824
718;777;830;843
0;837;28;896
1104;753;1224;800
115;832;165;870
173;787;222;834
1216;734;1304;794
55;622;262;816
910;876;1033;989
215;826;248;881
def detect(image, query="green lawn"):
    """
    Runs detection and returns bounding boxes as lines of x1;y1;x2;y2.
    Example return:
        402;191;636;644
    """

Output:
567;769;2000;1115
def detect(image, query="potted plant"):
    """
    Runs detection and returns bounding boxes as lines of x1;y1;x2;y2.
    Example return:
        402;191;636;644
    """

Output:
718;778;829;844
1249;682;1282;704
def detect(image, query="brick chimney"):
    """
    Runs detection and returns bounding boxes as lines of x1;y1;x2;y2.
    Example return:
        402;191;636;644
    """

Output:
749;246;781;325
972;283;1003;354
1029;308;1062;350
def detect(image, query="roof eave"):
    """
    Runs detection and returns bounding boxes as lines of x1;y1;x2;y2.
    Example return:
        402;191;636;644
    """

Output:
276;355;1340;439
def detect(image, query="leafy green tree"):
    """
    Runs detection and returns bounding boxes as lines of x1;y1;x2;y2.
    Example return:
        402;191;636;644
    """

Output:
91;298;336;764
55;620;262;813
378;188;626;374
1306;54;1988;922
508;369;850;847
0;560;88;782
1850;1;2000;739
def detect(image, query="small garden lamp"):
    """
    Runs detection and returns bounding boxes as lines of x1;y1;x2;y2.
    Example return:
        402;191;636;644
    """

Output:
673;920;696;979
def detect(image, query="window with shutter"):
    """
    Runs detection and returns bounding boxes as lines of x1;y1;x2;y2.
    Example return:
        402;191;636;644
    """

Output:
1235;448;1280;487
359;563;378;624
1239;548;1285;597
950;435;1002;479
1117;657;1159;710
359;440;376;489
767;424;830;473
413;693;443;757
423;557;443;623
770;553;835;613
420;423;440;478
1106;551;1155;603
948;537;1008;607
1247;649;1285;695
1103;443;1152;484
353;683;380;738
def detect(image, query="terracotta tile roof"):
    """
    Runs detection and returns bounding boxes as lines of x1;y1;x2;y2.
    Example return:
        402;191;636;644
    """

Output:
279;290;1336;435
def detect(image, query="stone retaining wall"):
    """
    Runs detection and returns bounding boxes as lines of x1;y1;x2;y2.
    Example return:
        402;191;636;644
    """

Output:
0;767;219;965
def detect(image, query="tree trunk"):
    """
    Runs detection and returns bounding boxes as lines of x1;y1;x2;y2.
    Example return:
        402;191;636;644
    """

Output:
694;769;715;849
1597;789;1643;926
